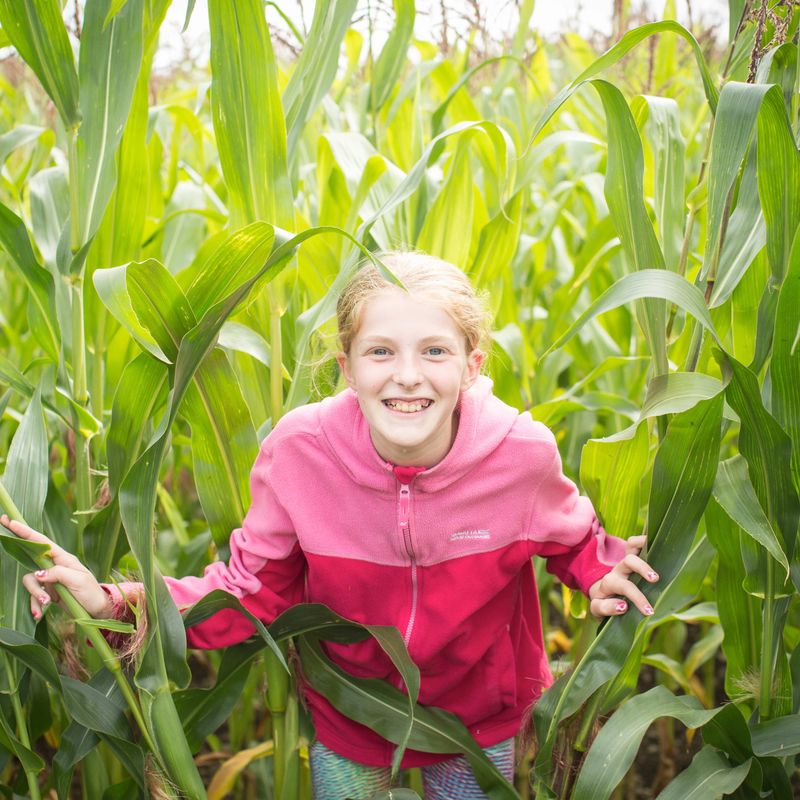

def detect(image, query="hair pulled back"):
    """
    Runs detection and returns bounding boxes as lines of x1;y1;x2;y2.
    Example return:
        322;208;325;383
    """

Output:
336;251;492;355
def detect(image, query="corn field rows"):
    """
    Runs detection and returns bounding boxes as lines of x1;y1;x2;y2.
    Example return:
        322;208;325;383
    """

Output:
0;0;798;797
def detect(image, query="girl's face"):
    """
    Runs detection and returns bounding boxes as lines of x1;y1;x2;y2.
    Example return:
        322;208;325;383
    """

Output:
337;288;484;467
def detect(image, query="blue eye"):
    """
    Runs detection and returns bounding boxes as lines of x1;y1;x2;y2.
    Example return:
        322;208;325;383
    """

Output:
427;347;446;356
370;347;390;356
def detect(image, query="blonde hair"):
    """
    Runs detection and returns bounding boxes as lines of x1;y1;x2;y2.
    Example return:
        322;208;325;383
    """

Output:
337;251;492;355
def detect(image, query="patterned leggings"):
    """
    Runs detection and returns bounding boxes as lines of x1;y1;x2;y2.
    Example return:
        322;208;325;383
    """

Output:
309;738;515;800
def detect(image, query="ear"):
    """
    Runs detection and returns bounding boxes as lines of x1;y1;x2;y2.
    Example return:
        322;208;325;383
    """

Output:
336;352;355;388
462;349;485;390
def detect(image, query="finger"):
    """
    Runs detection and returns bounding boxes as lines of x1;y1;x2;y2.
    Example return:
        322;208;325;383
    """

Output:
42;544;87;572
34;565;81;593
590;597;629;617
22;573;52;619
619;553;659;582
0;516;53;545
614;580;654;616
625;535;647;554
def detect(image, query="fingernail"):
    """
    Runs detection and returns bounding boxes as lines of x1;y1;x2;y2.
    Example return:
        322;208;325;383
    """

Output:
38;595;49;606
647;571;658;580
615;601;627;613
32;610;40;621
644;604;654;615
35;570;46;579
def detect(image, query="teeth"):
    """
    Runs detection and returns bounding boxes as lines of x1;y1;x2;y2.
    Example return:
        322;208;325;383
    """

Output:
385;400;431;413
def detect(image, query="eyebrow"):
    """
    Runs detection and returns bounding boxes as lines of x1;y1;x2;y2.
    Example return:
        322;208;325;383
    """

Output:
360;335;460;346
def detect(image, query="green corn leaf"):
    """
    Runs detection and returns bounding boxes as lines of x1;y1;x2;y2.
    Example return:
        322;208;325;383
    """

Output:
533;393;723;793
633;95;685;272
298;636;517;800
76;0;144;249
416;134;475;268
0;124;46;167
541;269;720;359
85;353;167;577
0;708;44;775
702;82;792;287
74;618;135;634
283;0;357;155
173;639;264;751
126;260;197;360
180;589;286;668
713;456;789;576
701;695;754;762
103;0;131;28
580;420;649;540
771;228;800;491
524;20;717;153
91;0;170;283
184;352;258;547
0;627;61;687
432;56;533;138
470;190;525;289
1;387;47;640
704;499;761;701
718;352;799;560
600;535;717;712
184;223;278;318
756;77;800;285
28;166;70;284
208;0;292;230
639;372;726;419
709;143;764;307
572;686;724;800
751;714;800;757
0;0;80;128
0;527;50;574
61;676;134;741
106;353;168;497
591;79;667;373
218;322;273;368
653;746;751;800
53;667;133;797
0;202;60;362
369;0;414;112
93;264;169;361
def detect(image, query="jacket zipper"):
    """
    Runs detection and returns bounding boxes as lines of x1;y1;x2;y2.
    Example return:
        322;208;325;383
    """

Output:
398;482;418;648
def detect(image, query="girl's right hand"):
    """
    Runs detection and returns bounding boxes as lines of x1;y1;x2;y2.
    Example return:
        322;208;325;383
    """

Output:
1;515;114;621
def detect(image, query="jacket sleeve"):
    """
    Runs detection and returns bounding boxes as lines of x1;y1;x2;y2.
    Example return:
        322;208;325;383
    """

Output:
103;434;306;650
526;426;627;595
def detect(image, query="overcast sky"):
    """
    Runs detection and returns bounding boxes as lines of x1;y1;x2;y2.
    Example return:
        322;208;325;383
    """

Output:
154;0;730;72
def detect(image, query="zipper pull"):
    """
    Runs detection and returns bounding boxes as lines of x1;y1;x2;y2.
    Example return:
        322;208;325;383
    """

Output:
399;484;410;520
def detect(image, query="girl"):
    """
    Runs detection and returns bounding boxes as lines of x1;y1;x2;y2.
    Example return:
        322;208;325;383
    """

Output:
4;252;658;799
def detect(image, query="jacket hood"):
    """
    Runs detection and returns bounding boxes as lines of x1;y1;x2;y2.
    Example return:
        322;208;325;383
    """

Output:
318;375;521;492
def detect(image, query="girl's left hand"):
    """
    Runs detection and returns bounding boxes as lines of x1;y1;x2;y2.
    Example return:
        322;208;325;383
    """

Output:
587;535;659;617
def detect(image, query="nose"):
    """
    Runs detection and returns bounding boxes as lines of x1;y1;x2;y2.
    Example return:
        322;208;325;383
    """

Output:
392;353;423;387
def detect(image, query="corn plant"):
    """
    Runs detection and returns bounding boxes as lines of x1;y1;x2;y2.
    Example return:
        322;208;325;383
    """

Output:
0;0;798;798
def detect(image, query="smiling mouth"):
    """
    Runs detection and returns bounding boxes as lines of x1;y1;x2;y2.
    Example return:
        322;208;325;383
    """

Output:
383;399;433;414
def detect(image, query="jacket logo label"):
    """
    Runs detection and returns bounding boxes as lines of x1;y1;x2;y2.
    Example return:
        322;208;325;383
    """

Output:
450;529;491;541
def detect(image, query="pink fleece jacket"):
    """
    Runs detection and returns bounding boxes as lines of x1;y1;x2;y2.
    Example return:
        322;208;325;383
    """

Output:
108;376;626;767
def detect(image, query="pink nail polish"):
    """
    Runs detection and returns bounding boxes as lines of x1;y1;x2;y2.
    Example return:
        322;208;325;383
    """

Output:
647;571;658;580
32;610;40;620
644;604;654;615
615;601;627;612
38;595;49;606
35;570;46;579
